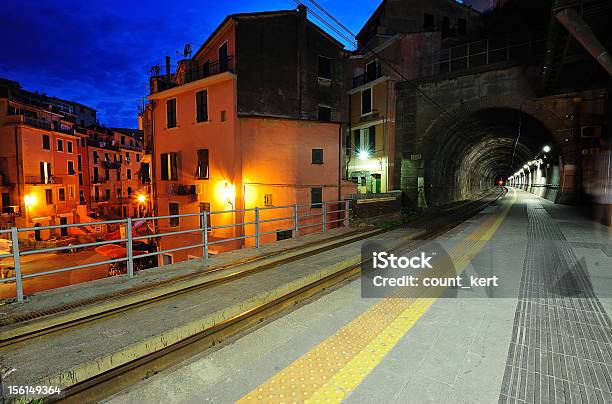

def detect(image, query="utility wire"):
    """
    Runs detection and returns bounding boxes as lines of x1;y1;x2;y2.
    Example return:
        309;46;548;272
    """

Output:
297;0;460;122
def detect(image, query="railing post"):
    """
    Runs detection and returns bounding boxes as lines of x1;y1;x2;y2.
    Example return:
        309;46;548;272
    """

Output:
466;43;470;69
201;212;208;264
344;200;350;228
293;204;299;240
322;202;327;233
126;218;134;277
486;39;489;65
11;227;23;303
506;36;510;61
254;207;260;248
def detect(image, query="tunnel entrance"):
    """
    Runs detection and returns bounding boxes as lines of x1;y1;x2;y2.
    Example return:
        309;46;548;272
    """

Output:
422;108;558;206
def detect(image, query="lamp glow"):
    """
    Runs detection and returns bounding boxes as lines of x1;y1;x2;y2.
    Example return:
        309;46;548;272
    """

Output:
220;182;235;203
24;194;36;208
137;194;146;203
358;150;370;161
543;145;551;153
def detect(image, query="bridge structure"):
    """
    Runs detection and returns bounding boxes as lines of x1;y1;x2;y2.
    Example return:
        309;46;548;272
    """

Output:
395;0;611;218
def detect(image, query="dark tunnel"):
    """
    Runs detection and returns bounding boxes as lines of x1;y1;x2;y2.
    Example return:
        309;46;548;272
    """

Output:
424;108;559;206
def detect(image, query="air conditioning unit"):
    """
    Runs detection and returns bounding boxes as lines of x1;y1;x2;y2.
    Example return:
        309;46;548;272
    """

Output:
581;126;602;138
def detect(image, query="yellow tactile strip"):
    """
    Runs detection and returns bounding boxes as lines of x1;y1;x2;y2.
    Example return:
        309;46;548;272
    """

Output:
238;189;516;403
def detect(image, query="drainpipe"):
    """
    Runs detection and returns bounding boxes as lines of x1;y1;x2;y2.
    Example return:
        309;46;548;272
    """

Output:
14;126;22;221
555;8;612;76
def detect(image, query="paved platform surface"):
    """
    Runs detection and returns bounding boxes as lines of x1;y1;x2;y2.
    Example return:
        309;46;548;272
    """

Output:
102;189;612;404
0;225;423;392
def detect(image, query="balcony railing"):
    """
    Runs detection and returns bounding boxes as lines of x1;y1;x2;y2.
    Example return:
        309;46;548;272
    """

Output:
153;56;235;92
87;139;120;151
352;64;383;88
420;32;547;78
102;161;122;169
24;175;62;185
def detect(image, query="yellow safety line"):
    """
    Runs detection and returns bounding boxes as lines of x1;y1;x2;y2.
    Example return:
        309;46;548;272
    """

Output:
238;189;516;404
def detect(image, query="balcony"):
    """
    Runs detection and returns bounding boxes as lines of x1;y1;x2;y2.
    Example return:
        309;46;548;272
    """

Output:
152;56;234;93
25;175;62;185
91;177;107;184
87;139;120;151
102;161;122;169
352;64;382;88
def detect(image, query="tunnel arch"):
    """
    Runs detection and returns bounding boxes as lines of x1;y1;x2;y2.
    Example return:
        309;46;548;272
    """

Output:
419;107;559;206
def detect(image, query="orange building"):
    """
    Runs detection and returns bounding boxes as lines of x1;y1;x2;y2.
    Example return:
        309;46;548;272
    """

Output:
0;79;148;241
142;7;356;264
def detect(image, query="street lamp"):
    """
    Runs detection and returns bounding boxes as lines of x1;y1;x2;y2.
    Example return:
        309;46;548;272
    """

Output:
542;145;551;153
24;194;36;209
137;194;146;204
358;150;370;161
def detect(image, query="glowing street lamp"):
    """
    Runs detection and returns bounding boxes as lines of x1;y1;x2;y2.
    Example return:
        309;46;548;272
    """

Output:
24;194;36;209
542;145;551;153
358;150;370;161
137;194;146;203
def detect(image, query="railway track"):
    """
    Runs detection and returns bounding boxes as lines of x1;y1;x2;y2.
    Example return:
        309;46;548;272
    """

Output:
3;188;506;403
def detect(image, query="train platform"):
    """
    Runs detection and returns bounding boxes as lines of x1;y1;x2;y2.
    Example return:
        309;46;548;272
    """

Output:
0;226;380;338
97;188;612;404
0;222;427;398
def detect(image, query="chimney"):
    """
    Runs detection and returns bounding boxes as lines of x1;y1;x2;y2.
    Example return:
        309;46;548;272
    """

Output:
165;56;171;79
297;4;306;18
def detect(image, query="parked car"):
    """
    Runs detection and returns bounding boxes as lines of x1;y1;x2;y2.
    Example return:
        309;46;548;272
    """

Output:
0;238;12;255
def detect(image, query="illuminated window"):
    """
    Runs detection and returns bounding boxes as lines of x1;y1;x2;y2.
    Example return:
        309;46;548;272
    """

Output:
39;161;52;184
196;149;209;180
161;152;178;181
353;126;376;153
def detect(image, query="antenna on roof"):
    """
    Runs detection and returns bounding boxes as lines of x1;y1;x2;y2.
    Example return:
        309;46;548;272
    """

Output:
183;44;192;58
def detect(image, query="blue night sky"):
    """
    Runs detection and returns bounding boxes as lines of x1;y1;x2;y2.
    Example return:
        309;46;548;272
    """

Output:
0;1;380;128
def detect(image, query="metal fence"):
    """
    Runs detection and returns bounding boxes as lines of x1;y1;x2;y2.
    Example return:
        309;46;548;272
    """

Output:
0;200;351;303
420;33;547;78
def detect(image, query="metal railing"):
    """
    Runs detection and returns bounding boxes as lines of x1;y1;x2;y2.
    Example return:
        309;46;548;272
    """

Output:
352;64;383;88
420;33;547;78
152;56;235;93
0;199;351;302
24;175;62;185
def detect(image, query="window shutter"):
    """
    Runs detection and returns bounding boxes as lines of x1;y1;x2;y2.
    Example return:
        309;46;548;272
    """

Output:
170;152;179;181
369;126;376;151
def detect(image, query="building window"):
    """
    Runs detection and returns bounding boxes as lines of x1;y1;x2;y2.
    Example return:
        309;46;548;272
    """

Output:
169;202;180;227
127;169;132;180
196;149;209;180
78;173;83;186
126;152;130;163
458;18;467;34
121;136;125;145
354;126;376;155
200;202;211;231
311;187;323;208
127;186;132;195
166;99;177;128
312;149;324;164
93;166;99;183
1;193;9;209
57;139;64;152
116;169;121;180
117;188;121;197
69;185;75;199
424;13;434;28
264;194;273;206
79;190;85;204
220;110;227;122
276;229;293;241
361;88;372;115
136;154;141;162
58;188;66;202
67;141;73;153
105;188;111;200
42;134;50;150
93;151;99;164
160;152;178;181
318;106;332;121
45;189;53;205
77;155;82;171
68;161;75;175
40;161;52;184
104;168;109;180
366;60;378;82
196;90;208;123
318;56;332;80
